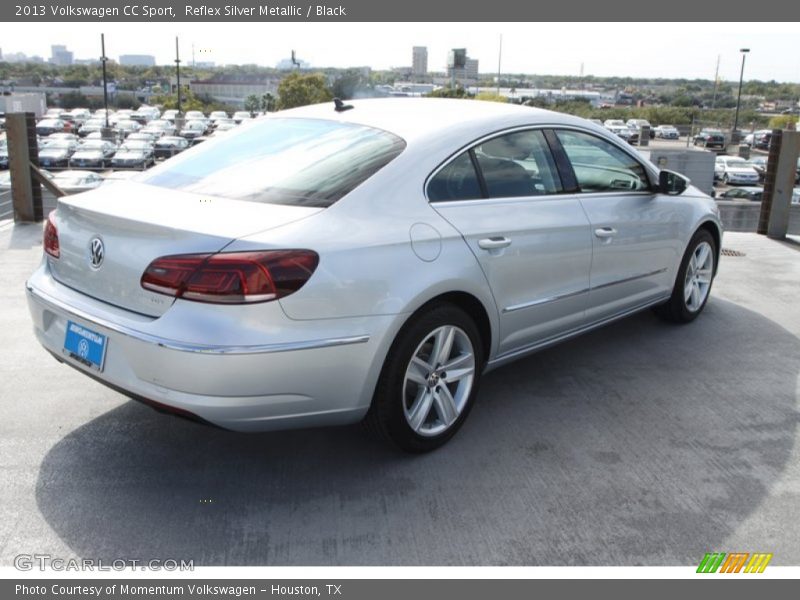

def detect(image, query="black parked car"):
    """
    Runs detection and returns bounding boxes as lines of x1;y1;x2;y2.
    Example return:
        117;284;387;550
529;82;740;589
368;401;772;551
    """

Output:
69;140;117;169
154;136;190;159
693;130;725;149
38;140;79;168
35;119;66;137
111;141;155;169
719;187;763;202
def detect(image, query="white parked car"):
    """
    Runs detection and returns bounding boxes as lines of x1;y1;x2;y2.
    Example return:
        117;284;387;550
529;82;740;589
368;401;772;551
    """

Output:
714;156;760;185
27;99;722;452
655;125;680;139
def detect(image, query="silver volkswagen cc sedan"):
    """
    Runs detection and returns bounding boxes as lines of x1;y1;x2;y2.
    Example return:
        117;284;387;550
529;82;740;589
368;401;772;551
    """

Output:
27;98;722;452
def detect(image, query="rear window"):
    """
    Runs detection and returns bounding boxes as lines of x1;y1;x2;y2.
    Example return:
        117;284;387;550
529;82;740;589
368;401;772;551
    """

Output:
140;118;406;207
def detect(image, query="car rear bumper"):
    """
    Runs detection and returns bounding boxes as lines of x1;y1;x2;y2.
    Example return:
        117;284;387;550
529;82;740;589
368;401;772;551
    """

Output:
26;261;395;432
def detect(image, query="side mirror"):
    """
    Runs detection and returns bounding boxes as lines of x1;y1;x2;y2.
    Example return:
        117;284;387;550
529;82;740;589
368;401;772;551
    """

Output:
659;169;689;195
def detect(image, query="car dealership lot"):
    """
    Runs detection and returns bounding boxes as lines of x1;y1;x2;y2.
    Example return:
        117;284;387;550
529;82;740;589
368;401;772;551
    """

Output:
1;222;799;566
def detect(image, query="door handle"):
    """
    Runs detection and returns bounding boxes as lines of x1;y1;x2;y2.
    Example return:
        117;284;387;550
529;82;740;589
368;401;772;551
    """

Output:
478;237;512;250
594;227;617;238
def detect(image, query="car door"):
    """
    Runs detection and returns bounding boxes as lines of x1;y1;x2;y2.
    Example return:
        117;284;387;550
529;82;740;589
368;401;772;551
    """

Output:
429;128;592;357
551;128;683;324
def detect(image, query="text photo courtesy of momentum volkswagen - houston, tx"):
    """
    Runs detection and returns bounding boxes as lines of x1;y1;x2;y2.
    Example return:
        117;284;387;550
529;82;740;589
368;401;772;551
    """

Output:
0;0;799;596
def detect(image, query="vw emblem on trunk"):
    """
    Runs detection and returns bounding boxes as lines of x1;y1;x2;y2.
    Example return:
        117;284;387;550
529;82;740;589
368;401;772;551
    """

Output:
89;237;105;268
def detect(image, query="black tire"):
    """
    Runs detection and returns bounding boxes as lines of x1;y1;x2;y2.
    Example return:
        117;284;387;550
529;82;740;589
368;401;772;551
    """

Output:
364;303;485;453
654;229;717;323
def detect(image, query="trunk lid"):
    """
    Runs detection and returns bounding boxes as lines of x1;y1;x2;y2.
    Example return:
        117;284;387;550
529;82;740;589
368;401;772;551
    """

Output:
50;181;322;317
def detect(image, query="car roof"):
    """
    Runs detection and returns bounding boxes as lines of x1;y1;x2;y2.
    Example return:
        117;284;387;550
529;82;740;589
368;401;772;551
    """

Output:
274;98;596;146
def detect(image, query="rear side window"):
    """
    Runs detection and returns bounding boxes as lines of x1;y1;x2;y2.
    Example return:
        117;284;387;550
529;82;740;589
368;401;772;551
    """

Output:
140;118;406;207
428;128;562;201
474;130;561;197
555;130;650;193
427;152;482;202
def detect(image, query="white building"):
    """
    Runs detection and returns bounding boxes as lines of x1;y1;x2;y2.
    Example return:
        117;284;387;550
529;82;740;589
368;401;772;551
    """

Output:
119;55;156;67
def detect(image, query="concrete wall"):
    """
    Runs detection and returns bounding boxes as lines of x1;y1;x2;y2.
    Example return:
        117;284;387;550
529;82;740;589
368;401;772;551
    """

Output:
717;200;800;233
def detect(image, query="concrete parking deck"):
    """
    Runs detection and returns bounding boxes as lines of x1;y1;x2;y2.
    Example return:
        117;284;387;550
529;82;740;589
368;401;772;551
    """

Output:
0;222;798;566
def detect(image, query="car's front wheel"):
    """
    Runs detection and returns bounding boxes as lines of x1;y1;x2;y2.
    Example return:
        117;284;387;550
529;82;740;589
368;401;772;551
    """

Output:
365;303;484;452
654;229;717;323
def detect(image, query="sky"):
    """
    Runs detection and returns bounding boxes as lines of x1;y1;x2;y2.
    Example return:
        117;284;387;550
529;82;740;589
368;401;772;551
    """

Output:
1;22;799;83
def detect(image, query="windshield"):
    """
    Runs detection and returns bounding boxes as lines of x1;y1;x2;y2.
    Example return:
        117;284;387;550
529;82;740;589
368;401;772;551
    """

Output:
140;118;406;208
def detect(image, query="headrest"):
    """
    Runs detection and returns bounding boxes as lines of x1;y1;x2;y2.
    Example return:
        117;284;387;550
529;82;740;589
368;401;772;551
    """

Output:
481;137;529;161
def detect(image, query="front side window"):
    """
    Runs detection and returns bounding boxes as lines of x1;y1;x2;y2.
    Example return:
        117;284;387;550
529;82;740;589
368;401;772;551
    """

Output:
142;118;406;208
555;130;651;193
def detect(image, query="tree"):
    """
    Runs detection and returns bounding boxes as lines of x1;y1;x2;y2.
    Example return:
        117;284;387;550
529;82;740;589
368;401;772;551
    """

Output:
243;94;261;113
277;73;333;110
474;92;508;103
261;92;276;112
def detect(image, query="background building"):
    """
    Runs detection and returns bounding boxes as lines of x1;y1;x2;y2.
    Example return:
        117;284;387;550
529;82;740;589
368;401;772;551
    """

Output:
119;54;156;67
189;78;280;107
412;46;428;78
446;49;479;85
50;45;73;66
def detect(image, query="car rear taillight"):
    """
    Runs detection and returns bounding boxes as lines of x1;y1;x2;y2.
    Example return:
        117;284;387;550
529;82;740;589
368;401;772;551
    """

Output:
141;250;319;304
44;211;60;259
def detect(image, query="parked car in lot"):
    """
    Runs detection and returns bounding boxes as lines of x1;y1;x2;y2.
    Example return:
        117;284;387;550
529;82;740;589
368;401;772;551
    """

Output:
27;99;723;452
0;169;53;191
51;170;105;194
694;130;726;149
116;119;143;138
718;187;763;202
209;110;229;124
154;135;190;159
654;125;680;139
185;110;206;121
0;143;8;169
142;119;177;139
744;130;772;150
131;106;160;124
746;156;768;182
714;156;760;185
232;110;253;123
69;140;117;169
213;118;238;132
626;119;654;139
123;132;156;146
180;119;209;141
78;119;107;137
111;140;155;169
36;119;67;137
603;119;625;128
161;109;179;122
37;139;79;168
606;124;638;144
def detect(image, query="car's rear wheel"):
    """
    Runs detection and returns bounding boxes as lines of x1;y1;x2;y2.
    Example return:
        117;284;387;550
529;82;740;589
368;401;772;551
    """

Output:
654;229;716;323
364;303;484;453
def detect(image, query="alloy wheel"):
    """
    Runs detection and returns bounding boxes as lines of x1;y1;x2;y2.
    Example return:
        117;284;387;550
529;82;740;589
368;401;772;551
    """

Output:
684;241;714;312
402;325;476;437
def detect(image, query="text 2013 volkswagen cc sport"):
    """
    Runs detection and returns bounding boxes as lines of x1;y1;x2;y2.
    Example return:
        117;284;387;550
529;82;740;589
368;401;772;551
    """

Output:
27;99;722;452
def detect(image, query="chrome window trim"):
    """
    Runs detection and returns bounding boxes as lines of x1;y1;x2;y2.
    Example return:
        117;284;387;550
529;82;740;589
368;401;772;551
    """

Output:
424;122;659;204
26;281;370;355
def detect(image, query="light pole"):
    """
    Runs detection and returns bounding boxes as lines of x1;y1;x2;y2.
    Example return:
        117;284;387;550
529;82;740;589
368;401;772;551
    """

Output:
100;34;114;142
732;48;750;143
